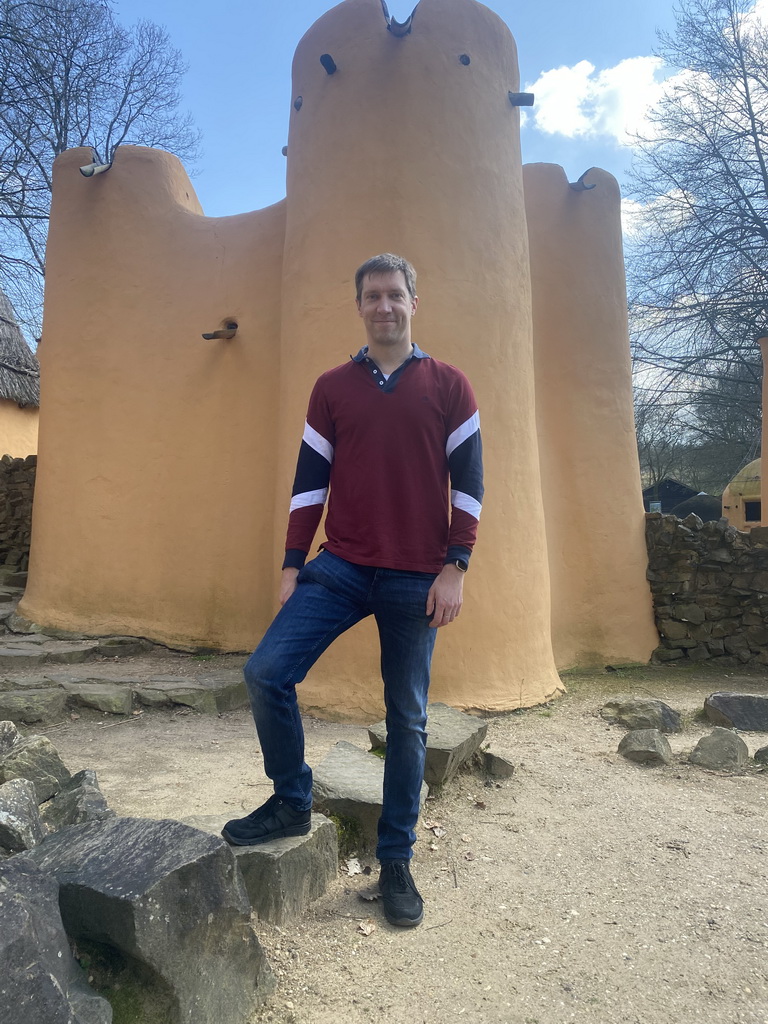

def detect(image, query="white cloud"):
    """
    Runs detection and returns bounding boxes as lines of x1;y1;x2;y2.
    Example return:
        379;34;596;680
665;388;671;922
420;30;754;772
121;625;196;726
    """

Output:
525;55;666;145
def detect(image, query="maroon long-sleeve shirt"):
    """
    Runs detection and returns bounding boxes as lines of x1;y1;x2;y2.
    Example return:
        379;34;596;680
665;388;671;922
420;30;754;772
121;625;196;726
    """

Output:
283;345;483;574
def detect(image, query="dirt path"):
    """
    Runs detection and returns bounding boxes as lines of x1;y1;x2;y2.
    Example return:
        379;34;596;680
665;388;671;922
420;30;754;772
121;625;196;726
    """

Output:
50;665;768;1024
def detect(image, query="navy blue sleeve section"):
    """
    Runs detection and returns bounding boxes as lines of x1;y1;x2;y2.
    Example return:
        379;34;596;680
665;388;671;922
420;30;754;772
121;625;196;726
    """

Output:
448;431;484;503
283;548;308;570
445;544;472;565
292;440;332;497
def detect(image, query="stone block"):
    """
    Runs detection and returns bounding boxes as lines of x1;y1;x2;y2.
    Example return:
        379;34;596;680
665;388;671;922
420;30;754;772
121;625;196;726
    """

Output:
60;681;133;716
97;636;154;657
658;618;689;641
26;817;275;1023
0;733;72;802
37;640;100;664
482;751;515;778
651;646;684;662
674;604;706;625
40;770;115;833
617;729;673;766
135;680;218;714
0;687;67;725
0;856;112;1024
184;812;338;924
704;692;768;731
601;699;682;734
312;740;428;849
0;778;44;853
689;727;748;770
368;702;489;789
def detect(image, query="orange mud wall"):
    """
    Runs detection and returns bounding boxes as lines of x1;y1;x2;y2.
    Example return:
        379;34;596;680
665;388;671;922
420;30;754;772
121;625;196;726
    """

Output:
21;0;656;718
0;400;38;457
524;164;657;667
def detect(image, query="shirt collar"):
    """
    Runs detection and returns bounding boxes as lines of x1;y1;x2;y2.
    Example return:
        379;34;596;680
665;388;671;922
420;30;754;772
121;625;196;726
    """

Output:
351;343;431;362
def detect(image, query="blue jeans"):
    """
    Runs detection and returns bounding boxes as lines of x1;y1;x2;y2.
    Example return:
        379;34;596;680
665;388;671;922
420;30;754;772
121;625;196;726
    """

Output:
244;550;438;861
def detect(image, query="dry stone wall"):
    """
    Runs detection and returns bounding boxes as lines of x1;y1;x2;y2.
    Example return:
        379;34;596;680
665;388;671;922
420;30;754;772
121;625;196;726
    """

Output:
646;512;768;665
0;455;35;571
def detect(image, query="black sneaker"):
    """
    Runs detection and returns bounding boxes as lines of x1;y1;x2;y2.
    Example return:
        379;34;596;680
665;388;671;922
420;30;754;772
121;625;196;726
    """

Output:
378;860;424;927
221;794;311;846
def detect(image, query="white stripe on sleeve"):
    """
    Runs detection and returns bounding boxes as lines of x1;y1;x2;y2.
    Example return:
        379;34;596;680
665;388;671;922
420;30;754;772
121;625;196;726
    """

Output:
451;489;482;520
290;488;328;512
303;421;334;464
446;411;480;459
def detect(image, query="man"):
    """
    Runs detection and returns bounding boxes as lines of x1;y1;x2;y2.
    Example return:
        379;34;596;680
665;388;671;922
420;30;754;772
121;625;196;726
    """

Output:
223;253;483;928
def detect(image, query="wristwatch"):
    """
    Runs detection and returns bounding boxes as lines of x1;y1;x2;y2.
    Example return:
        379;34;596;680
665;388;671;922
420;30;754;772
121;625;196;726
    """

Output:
449;558;468;573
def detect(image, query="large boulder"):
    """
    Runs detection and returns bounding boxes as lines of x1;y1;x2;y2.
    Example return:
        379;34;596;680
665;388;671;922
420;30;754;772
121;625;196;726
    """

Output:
0;856;112;1024
25;817;274;1023
689;727;749;770
704;692;768;731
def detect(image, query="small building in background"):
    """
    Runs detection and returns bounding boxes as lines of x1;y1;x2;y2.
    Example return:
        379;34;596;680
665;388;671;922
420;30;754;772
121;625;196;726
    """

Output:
642;478;698;514
722;458;761;530
0;290;39;456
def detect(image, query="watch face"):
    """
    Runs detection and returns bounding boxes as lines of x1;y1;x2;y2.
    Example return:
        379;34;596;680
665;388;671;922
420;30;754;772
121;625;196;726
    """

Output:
455;559;468;572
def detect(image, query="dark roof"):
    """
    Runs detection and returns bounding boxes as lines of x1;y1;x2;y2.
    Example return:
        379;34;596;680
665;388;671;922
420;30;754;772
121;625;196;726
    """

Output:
669;493;723;522
0;289;39;408
642;478;698;513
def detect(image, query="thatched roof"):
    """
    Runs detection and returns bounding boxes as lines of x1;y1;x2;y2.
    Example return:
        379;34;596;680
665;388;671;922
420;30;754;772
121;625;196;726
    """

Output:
0;288;39;408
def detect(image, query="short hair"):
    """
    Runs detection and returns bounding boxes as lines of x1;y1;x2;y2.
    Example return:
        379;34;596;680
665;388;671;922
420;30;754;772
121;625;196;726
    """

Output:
355;253;417;302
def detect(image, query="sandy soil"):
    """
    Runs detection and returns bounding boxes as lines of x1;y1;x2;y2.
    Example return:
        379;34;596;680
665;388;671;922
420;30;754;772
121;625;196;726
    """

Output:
49;662;768;1024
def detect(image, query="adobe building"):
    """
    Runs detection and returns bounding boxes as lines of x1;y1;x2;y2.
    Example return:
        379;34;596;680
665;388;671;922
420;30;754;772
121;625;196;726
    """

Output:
722;458;761;531
20;0;657;718
0;288;39;457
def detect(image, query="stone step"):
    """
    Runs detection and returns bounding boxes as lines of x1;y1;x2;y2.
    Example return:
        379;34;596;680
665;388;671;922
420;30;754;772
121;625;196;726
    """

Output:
183;813;338;925
312;740;429;851
0;670;248;725
368;701;489;789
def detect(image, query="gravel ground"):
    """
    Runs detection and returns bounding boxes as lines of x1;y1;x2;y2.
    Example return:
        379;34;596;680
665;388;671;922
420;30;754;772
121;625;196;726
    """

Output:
50;662;768;1024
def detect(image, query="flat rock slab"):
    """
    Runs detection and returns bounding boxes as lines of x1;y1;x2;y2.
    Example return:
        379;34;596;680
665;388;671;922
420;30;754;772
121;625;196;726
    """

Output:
184;812;338;924
704;692;768;731
618;729;673;766
0;777;44;853
368;701;489;789
601;698;682;734
689;727;749;770
0;856;112;1024
313;740;428;850
59;680;133;716
135;679;219;714
26;816;275;1023
0;733;72;802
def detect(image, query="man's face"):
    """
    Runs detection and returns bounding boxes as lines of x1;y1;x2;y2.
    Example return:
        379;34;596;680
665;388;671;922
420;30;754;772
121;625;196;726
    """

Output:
357;271;418;348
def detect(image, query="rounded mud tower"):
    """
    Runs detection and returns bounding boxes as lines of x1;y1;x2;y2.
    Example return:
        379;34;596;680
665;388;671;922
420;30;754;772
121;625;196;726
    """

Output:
524;163;658;668
278;0;561;716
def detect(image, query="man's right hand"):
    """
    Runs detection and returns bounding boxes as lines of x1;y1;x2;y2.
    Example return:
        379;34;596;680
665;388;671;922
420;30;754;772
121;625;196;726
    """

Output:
279;567;300;606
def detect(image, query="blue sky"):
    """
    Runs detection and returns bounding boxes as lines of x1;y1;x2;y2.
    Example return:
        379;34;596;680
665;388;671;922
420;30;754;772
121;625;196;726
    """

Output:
114;0;681;219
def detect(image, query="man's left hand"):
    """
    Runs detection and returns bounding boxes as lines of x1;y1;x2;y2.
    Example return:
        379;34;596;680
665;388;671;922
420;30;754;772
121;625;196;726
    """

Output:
426;563;464;628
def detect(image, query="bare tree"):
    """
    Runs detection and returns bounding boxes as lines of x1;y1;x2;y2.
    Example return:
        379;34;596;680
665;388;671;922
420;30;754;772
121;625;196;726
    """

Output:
0;0;199;335
627;0;768;458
